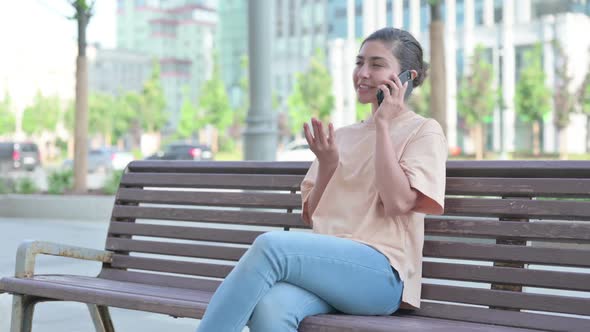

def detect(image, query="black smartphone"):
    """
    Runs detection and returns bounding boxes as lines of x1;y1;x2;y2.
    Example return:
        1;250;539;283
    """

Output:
376;70;414;105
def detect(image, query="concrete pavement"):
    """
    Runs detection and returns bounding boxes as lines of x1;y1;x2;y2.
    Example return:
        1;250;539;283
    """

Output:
0;217;205;331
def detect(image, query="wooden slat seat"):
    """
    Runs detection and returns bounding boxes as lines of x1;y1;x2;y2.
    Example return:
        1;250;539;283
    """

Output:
2;160;590;331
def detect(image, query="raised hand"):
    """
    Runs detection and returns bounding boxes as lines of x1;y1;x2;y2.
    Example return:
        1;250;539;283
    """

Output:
303;118;339;167
374;74;408;126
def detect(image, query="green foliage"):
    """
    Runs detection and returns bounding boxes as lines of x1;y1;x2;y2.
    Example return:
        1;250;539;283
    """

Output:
288;49;335;135
578;55;590;116
553;42;575;129
177;87;206;139
140;61;167;132
0;177;14;194
457;45;496;127
22;91;62;135
47;169;74;195
103;170;123;195
198;55;233;132
408;78;431;117
514;44;552;123
0;90;15;135
14;177;39;194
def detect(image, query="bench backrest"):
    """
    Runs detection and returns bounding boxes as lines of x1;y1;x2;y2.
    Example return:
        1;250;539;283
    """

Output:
101;160;590;331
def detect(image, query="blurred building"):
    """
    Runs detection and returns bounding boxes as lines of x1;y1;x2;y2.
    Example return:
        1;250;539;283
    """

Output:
116;0;217;132
217;0;248;109
88;45;152;96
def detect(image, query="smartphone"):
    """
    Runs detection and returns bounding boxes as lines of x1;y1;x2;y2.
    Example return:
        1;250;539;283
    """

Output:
376;70;414;105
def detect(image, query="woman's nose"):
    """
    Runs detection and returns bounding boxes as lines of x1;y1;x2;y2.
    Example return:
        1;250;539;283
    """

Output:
357;64;370;78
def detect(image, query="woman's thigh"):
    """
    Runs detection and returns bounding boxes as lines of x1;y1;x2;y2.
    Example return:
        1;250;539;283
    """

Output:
247;282;336;332
249;231;403;315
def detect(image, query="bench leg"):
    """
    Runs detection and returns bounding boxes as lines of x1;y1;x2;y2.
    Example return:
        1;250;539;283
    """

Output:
88;304;115;332
10;295;38;332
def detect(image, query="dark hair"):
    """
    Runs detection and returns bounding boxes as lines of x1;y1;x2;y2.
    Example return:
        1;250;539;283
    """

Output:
361;27;429;87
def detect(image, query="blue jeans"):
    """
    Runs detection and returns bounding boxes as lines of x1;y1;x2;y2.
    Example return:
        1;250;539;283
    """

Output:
196;231;404;332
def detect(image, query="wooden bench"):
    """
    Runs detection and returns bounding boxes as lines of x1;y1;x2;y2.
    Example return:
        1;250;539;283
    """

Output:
1;160;590;331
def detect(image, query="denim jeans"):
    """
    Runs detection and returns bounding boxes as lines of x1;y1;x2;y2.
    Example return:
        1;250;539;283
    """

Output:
196;231;403;332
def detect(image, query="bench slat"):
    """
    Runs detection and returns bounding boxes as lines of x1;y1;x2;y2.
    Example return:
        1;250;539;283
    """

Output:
444;198;590;220
127;160;310;174
422;284;590;316
106;238;247;261
0;276;208;319
425;217;590;242
423;262;590;291
116;188;301;209
111;205;305;228
108;221;263;244
99;269;221;292
120;173;303;190
446;177;590;197
445;160;590;178
424;241;590;267
110;254;234;278
413;302;590;332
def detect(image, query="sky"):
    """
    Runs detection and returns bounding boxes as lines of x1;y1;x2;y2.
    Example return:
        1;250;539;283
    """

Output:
0;0;116;50
0;0;116;110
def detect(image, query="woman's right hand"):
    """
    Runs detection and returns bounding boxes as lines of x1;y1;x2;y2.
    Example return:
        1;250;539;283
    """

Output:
303;118;339;168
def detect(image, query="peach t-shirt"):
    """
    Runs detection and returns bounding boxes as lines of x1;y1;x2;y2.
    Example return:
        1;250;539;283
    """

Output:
300;111;447;310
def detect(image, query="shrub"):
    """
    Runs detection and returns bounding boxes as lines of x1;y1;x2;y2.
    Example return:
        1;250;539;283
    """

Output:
47;169;74;194
14;177;39;194
103;170;123;195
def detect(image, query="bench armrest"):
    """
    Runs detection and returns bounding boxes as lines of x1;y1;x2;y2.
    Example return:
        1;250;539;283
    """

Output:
14;240;113;278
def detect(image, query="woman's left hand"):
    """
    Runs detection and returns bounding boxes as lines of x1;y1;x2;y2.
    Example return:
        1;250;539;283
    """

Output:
374;74;408;128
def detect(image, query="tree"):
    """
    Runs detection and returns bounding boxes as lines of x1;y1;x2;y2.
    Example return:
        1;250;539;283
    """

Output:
140;61;167;133
553;42;576;160
22;91;62;135
408;78;431;117
198;55;233;151
514;44;551;156
177;88;206;140
0;91;15;136
428;0;447;135
232;56;249;141
457;45;496;160
577;50;590;152
70;0;95;193
287;49;334;135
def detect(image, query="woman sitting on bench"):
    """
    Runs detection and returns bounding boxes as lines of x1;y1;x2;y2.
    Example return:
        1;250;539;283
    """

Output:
197;27;447;332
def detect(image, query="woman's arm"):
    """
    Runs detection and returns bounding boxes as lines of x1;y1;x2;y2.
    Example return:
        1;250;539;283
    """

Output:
302;161;338;226
301;118;340;226
374;121;418;217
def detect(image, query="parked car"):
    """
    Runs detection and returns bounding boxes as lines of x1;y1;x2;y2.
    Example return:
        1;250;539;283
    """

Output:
63;147;135;173
277;139;315;161
0;142;41;172
146;143;214;161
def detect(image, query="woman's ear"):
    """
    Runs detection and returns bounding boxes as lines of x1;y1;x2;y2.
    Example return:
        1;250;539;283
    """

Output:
410;70;418;81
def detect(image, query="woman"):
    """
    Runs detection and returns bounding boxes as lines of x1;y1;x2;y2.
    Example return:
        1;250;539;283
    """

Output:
197;27;447;332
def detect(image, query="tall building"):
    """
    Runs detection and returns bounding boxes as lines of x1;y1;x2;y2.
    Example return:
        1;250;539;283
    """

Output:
218;0;590;154
329;0;590;154
116;0;217;131
217;0;248;109
88;45;152;96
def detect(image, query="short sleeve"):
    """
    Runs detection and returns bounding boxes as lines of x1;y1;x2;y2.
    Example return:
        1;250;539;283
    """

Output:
300;158;319;213
399;120;447;215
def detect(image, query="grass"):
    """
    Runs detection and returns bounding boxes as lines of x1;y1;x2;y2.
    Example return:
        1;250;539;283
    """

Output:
215;149;243;161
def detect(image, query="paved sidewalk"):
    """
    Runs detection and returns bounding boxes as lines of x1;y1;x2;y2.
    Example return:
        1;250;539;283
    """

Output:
0;217;203;332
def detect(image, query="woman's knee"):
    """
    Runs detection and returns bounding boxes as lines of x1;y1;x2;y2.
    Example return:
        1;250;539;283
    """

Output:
251;231;290;252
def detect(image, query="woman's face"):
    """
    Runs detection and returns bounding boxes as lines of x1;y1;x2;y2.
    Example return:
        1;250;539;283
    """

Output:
353;40;401;105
